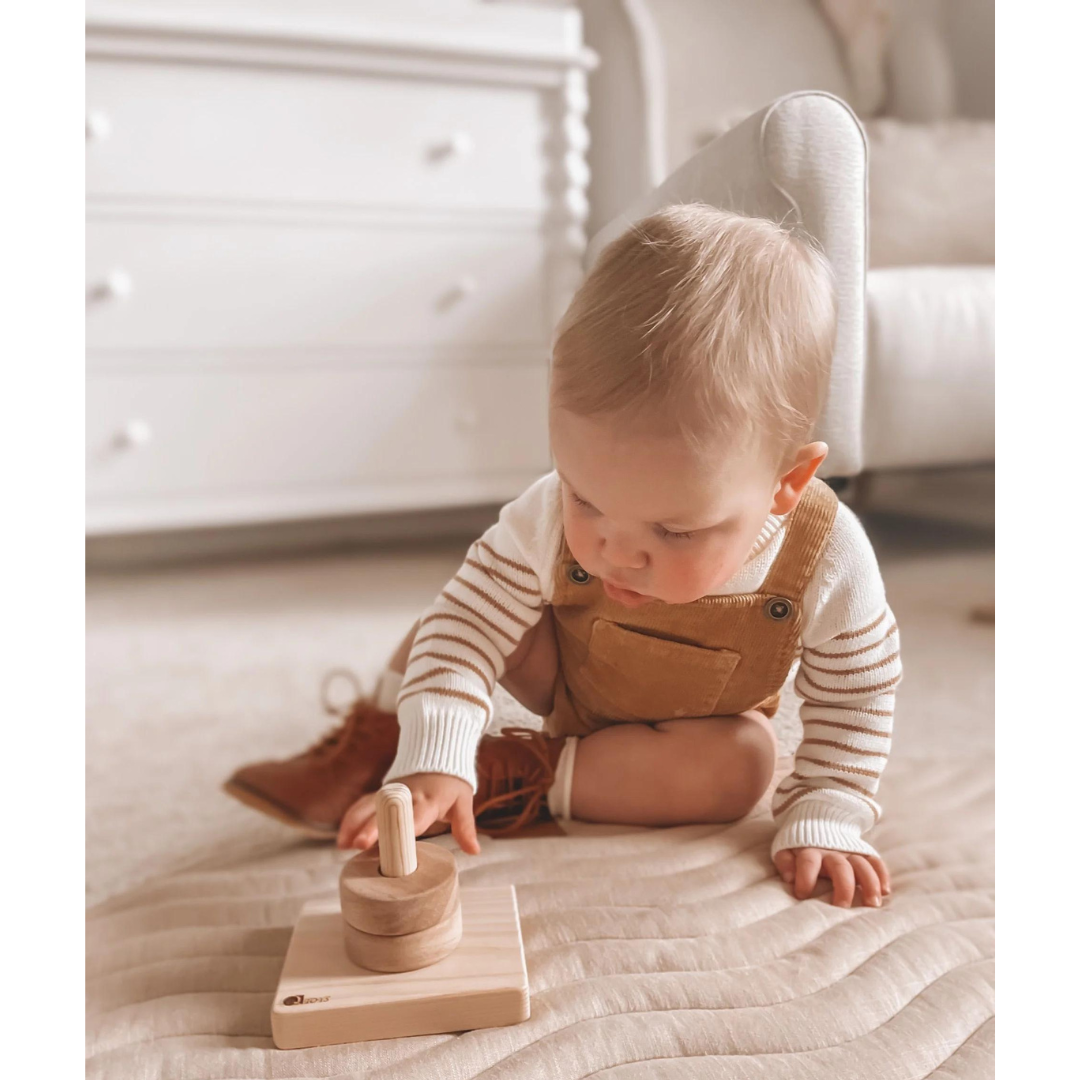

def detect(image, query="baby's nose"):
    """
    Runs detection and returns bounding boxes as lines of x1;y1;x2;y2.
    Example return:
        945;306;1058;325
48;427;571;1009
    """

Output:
600;536;648;570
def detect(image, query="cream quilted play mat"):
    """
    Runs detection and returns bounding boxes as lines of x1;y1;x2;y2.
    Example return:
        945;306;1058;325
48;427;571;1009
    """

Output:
86;750;993;1079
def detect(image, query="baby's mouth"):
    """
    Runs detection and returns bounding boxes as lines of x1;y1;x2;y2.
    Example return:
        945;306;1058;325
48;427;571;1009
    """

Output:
601;580;653;607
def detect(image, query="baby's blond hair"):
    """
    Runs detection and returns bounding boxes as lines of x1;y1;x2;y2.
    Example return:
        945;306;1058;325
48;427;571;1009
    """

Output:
551;204;837;465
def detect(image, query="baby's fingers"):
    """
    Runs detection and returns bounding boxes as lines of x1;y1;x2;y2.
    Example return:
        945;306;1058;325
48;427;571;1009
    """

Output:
849;854;882;907
867;854;891;895
448;795;480;856
338;804;378;850
773;849;796;884
794;848;823;899
822;852;856;907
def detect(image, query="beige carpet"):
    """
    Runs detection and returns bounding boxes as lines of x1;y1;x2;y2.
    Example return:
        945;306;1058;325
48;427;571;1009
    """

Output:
86;469;993;907
87;752;993;1078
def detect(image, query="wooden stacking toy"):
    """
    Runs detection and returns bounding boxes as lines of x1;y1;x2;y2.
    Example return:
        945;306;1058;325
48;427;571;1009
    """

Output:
271;784;529;1049
339;784;462;972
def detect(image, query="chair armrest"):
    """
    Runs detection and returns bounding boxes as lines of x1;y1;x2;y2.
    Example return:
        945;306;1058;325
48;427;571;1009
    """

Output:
585;91;868;477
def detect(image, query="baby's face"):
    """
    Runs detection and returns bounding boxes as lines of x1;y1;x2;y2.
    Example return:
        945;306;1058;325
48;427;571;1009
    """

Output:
549;408;781;608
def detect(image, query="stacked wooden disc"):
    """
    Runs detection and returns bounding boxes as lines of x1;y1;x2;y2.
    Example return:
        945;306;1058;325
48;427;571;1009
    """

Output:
339;784;462;973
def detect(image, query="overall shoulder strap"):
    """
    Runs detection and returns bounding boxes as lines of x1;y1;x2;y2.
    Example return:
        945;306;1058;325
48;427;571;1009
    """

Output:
551;530;585;605
761;479;838;601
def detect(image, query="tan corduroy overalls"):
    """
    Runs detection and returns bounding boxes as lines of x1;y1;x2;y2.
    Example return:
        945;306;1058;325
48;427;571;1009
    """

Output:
544;478;838;736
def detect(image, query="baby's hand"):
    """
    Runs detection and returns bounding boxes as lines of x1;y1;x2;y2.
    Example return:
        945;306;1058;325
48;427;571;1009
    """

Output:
336;773;480;855
773;847;891;907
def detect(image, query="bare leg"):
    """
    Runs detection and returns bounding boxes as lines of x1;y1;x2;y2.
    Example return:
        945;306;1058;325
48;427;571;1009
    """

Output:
385;608;559;717
570;711;778;826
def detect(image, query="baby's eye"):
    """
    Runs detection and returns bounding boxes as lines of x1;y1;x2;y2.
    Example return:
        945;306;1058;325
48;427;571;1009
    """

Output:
657;526;695;541
570;492;594;510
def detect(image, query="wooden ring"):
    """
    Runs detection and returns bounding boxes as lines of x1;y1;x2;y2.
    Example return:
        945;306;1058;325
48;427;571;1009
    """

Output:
340;843;458;936
342;901;463;973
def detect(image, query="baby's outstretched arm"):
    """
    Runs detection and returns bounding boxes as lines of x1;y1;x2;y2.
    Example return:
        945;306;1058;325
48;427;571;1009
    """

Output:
772;601;900;904
386;480;557;790
338;474;562;851
772;505;902;906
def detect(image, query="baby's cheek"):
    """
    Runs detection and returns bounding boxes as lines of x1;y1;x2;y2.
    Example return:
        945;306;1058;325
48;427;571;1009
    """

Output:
561;515;592;569
681;547;741;601
656;551;716;604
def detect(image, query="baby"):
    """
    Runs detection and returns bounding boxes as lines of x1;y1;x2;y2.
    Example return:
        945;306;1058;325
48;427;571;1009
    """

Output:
227;205;900;907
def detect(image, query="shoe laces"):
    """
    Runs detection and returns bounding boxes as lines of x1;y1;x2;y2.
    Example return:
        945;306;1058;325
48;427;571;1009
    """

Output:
306;669;366;758
473;727;557;837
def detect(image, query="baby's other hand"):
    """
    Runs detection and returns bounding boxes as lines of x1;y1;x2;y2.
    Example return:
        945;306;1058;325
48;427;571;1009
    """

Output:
773;847;891;907
336;773;480;856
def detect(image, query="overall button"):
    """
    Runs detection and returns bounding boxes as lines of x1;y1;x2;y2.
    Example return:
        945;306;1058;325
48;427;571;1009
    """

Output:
766;597;793;621
568;565;591;584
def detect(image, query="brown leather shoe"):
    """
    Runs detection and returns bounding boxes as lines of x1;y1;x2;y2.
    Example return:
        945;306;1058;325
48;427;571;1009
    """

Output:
473;727;566;836
223;697;399;838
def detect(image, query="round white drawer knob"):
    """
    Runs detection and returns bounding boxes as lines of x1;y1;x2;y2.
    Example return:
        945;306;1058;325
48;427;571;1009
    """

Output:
102;269;133;300
116;419;153;449
431;132;474;161
86;110;112;141
447;132;474;158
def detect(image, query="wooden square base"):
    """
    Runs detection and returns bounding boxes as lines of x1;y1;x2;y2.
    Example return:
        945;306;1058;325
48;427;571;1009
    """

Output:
271;886;529;1049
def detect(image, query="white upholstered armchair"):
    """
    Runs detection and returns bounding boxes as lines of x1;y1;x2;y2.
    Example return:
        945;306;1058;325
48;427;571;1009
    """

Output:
585;90;994;478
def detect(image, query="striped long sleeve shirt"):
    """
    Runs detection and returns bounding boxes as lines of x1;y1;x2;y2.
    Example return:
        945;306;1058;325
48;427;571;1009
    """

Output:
385;472;901;858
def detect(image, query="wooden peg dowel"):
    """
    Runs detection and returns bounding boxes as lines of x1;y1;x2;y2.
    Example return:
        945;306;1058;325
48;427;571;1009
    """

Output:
376;784;417;877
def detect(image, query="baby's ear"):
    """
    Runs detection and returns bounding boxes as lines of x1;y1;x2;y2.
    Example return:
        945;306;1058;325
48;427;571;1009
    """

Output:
771;442;828;515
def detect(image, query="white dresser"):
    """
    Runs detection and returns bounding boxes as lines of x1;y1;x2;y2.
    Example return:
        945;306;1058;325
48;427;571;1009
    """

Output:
86;0;594;534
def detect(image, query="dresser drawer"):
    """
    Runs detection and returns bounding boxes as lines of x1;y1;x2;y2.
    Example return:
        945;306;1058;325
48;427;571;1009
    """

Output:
86;59;545;211
87;366;549;525
86;218;548;353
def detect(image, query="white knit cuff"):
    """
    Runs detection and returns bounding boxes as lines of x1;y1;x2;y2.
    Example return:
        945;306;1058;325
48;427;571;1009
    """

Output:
383;694;487;792
771;798;880;859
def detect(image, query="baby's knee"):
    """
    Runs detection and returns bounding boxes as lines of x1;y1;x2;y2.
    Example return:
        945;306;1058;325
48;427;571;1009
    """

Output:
712;713;777;821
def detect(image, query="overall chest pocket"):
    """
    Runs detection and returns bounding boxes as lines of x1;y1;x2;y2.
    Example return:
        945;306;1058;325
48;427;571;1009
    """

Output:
577;619;742;722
